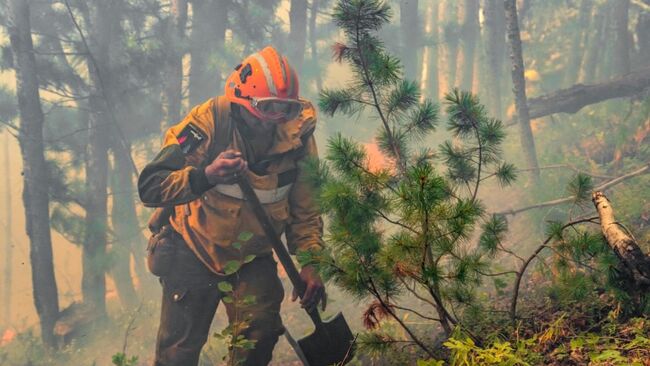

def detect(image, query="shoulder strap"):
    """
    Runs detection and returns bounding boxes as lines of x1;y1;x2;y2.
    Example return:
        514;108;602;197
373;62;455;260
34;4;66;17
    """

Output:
208;95;233;160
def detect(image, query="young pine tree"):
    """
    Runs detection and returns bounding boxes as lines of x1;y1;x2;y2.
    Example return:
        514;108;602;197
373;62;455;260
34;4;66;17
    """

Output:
309;0;518;357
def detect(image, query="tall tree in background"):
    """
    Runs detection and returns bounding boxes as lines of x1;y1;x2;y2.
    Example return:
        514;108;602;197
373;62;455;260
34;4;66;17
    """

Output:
457;0;479;92
109;143;139;309
189;0;229;106
161;0;189;128
81;0;119;317
421;0;439;100
2;131;12;326
578;4;606;83
611;0;631;77
7;0;60;346
483;0;506;118
564;0;592;86
400;0;419;80
309;0;324;92
441;1;459;89
289;0;308;72
637;3;650;65
505;0;539;181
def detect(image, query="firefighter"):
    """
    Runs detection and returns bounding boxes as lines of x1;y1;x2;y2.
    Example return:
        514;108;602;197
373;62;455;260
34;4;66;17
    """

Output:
138;46;326;366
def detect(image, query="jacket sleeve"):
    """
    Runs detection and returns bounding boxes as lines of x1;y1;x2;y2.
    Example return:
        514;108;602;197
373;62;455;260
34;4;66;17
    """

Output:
285;135;325;255
138;102;216;208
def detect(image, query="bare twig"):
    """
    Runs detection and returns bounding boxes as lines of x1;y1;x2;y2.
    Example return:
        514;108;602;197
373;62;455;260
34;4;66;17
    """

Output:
510;216;599;321
122;302;143;354
497;162;650;216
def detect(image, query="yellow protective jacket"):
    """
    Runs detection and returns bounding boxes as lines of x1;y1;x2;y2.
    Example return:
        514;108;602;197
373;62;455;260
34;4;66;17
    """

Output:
138;96;324;274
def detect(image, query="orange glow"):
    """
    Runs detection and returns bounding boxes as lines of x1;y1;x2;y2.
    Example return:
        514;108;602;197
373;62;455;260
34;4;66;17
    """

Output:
363;141;393;174
1;328;16;346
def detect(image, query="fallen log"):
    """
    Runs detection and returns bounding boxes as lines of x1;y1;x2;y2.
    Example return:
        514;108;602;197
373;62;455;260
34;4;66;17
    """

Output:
528;66;650;119
592;191;650;289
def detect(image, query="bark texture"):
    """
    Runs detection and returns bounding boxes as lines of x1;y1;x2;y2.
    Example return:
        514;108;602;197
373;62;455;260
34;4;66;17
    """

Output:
593;191;650;285
528;66;650;119
8;0;60;346
593;191;650;311
504;0;539;180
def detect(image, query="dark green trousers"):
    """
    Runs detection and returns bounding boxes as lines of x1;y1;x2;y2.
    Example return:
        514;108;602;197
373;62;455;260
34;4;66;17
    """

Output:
154;231;285;366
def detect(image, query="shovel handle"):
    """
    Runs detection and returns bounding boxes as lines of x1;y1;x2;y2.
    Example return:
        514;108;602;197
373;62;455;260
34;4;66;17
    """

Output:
236;176;324;327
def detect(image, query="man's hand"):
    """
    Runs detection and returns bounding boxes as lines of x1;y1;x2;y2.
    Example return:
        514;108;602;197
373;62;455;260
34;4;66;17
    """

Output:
292;265;327;313
204;149;247;185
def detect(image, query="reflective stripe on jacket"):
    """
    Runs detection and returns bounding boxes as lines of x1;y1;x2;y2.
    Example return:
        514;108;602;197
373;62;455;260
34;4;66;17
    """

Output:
138;96;324;274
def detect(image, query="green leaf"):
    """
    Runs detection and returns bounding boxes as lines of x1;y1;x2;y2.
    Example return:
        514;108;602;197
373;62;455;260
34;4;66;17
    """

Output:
223;260;242;275
237;232;254;242
222;295;234;304
243;254;256;264
242;295;256;306
218;281;233;293
232;242;242;250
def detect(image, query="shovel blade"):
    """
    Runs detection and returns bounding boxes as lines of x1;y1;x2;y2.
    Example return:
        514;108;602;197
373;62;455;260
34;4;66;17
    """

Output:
297;312;355;366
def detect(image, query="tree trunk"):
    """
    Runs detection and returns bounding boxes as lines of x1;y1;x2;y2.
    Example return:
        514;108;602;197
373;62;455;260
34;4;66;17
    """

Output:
289;0;308;73
442;1;460;89
504;0;539;181
109;144;141;310
578;4;606;84
564;0;592;86
161;0;188;129
82;0;118;318
7;0;60;346
189;0;228;107
400;0;420;80
483;0;506;119
420;0;438;100
528;66;650;119
636;5;650;65
308;0;323;92
2;131;13;327
611;0;631;77
457;0;479;92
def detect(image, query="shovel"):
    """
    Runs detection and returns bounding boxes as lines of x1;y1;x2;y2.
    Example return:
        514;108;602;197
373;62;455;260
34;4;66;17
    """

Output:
237;177;355;366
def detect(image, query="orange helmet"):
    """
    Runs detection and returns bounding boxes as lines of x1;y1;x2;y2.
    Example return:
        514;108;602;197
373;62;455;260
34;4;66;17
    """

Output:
225;46;302;123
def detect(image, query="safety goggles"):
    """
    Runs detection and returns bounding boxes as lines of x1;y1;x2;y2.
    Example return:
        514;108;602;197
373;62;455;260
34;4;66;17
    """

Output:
251;98;303;122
